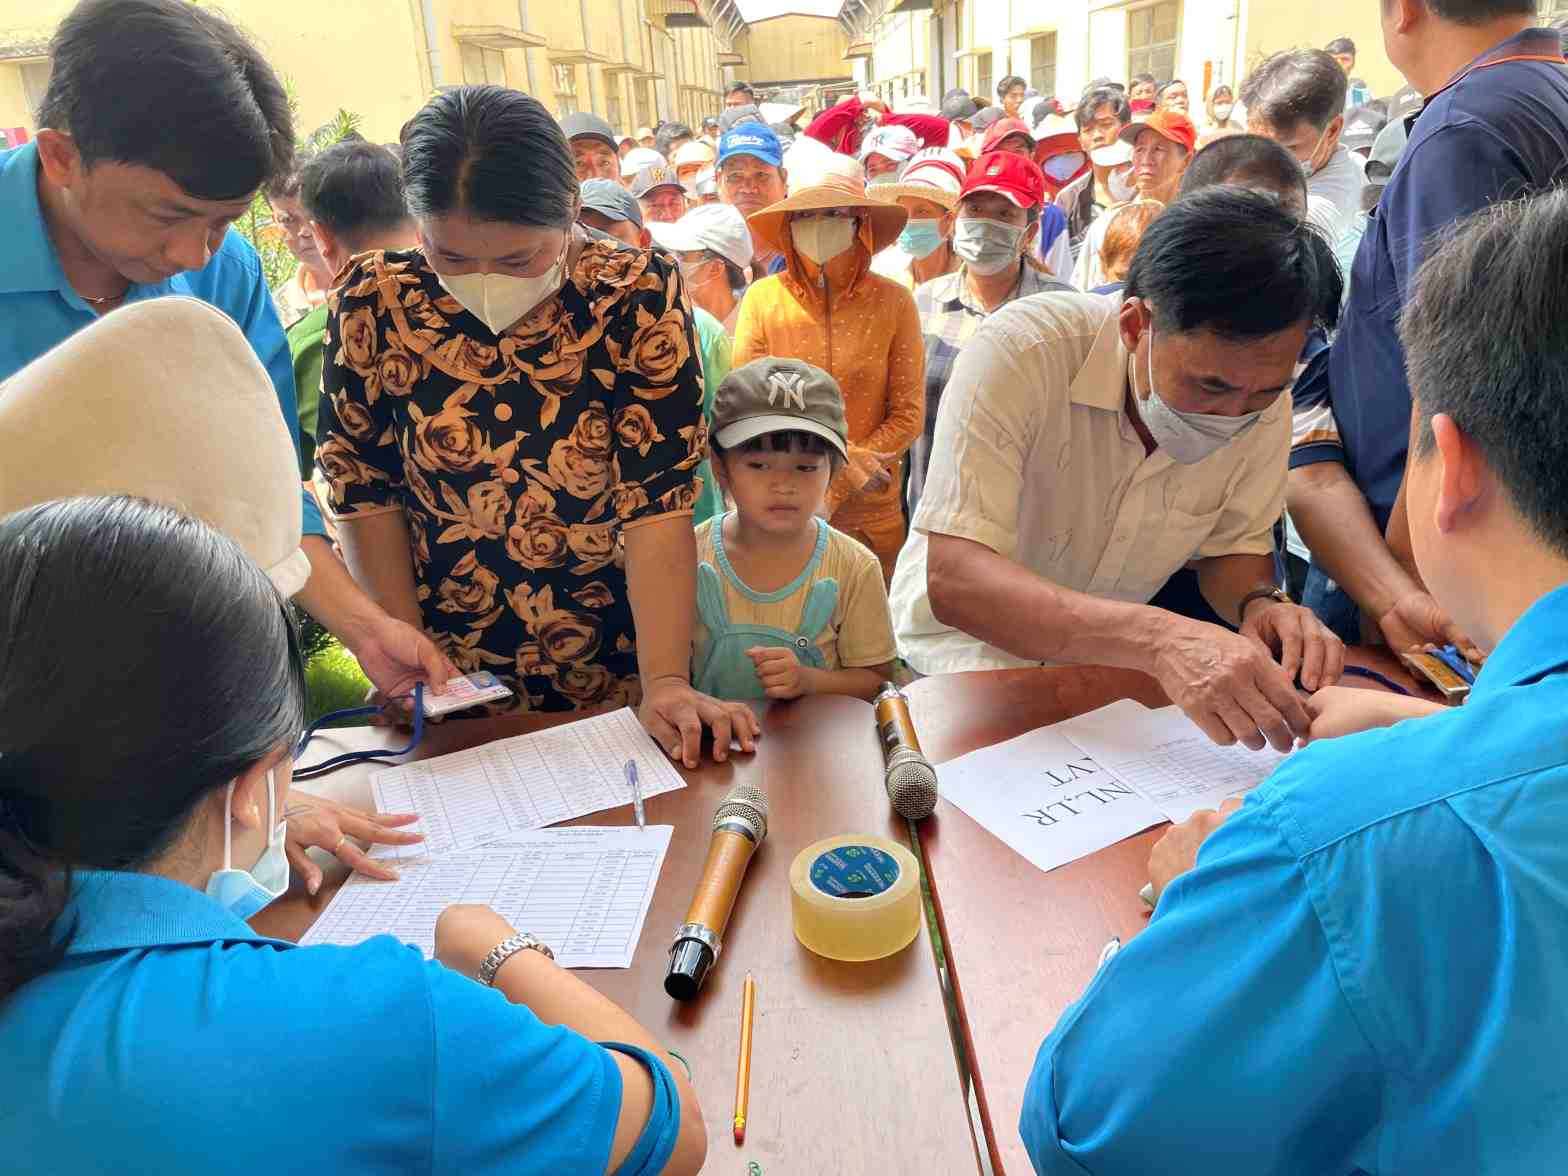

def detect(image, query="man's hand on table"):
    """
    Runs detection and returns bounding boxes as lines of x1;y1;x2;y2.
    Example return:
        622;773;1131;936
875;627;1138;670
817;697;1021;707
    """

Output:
1147;796;1244;904
639;675;760;769
1149;620;1313;752
283;792;424;893
340;610;458;722
1241;599;1345;692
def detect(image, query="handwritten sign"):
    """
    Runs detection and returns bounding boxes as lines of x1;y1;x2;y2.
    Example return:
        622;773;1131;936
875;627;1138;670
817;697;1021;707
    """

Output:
937;726;1165;874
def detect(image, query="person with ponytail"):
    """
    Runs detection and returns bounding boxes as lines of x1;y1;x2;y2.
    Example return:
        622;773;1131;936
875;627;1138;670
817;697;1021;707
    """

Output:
0;497;705;1175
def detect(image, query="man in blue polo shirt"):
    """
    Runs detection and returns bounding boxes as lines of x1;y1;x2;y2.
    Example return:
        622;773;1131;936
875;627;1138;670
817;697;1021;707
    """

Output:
0;0;450;874
1022;186;1568;1174
716;123;789;278
1288;0;1568;656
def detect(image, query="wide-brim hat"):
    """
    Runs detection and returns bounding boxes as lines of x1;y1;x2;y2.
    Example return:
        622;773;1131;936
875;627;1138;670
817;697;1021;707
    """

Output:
746;173;909;256
0;297;309;596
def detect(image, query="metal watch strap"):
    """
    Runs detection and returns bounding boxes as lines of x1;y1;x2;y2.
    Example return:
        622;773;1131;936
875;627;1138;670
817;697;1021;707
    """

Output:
477;933;554;986
1237;585;1291;619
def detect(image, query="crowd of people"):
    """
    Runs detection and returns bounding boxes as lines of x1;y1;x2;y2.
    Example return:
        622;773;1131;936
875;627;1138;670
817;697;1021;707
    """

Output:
4;0;1568;1171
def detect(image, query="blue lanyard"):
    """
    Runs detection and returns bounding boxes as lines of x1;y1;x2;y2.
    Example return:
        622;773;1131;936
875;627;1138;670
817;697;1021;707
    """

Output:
292;682;425;781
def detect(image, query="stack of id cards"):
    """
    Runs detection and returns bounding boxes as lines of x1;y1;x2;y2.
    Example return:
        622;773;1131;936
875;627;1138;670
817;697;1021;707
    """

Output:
422;672;514;716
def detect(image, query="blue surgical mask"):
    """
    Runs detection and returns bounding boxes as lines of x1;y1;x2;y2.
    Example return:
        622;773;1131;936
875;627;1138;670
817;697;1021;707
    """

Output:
205;769;289;919
1135;323;1263;464
897;218;946;260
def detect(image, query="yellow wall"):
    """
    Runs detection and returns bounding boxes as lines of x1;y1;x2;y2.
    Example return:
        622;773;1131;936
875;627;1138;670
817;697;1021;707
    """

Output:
1244;0;1403;97
734;15;850;86
0;0;720;144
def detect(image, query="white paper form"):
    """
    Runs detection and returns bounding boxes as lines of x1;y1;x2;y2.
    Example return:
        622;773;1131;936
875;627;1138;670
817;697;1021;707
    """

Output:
1059;700;1289;823
937;724;1166;874
300;826;673;968
370;708;685;859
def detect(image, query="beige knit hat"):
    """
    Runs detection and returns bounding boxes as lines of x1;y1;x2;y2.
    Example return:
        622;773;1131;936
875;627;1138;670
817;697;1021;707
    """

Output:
0;297;311;597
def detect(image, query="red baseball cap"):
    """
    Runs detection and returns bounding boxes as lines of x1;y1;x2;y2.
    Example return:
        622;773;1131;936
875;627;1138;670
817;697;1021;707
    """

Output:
980;117;1035;156
1119;110;1197;155
959;150;1047;210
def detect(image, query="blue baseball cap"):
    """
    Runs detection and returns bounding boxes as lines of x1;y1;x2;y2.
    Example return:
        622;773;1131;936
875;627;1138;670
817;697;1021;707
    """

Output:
717;123;783;169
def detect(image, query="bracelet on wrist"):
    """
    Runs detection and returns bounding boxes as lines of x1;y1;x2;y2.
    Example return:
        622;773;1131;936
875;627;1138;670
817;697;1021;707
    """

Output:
1237;585;1292;622
476;932;554;986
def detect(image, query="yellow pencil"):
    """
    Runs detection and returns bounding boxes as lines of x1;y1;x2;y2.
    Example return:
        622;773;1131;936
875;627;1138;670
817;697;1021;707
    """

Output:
733;972;755;1145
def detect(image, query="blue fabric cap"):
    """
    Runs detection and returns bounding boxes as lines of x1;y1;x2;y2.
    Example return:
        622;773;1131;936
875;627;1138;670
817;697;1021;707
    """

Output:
717;124;783;168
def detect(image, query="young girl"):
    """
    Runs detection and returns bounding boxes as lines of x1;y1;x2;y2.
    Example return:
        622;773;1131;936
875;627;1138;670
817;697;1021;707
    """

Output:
692;358;899;702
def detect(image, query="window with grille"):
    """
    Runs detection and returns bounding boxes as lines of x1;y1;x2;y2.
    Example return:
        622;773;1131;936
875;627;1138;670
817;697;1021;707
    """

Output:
976;51;992;102
1030;34;1056;98
460;45;508;86
1540;0;1568;20
1127;2;1179;86
607;87;623;132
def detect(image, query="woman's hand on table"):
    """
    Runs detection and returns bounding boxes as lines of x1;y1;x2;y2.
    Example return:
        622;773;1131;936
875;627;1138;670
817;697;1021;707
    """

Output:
1147;796;1244;905
435;905;521;980
639;676;760;769
282;792;424;893
1304;685;1444;744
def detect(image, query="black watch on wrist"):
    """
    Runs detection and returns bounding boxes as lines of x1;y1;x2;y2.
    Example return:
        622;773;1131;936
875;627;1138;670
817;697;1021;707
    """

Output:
1237;585;1292;620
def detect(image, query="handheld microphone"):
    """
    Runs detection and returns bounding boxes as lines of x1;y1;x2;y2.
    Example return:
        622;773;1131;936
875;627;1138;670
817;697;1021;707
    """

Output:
873;682;938;820
665;783;769;1001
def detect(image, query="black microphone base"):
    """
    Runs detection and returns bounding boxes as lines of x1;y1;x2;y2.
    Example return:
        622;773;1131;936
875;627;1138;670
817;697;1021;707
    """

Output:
665;938;715;1001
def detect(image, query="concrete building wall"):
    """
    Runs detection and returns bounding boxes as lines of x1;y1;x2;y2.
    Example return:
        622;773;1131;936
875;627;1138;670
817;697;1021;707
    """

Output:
0;0;721;145
734;14;850;86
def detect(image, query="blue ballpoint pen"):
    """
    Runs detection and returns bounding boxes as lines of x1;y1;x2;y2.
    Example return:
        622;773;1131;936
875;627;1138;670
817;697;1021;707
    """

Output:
625;759;645;829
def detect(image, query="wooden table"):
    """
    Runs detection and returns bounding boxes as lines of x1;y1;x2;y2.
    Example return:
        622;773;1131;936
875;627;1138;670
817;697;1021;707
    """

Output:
905;653;1423;1175
257;698;981;1175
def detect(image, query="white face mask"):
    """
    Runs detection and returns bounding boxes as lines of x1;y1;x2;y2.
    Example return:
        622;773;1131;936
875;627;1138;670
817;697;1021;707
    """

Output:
1213;103;1234;122
1043;152;1088;182
790;216;858;266
1090;141;1133;168
205;769;289;920
953;217;1025;276
1134;323;1263;464
1107;164;1138;204
435;239;569;335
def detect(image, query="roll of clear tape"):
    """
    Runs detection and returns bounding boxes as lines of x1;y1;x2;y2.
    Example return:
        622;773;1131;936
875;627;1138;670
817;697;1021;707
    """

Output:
788;834;922;962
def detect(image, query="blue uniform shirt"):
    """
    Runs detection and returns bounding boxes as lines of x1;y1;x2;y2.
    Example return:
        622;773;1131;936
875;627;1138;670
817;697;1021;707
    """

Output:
0;143;325;539
1;871;679;1175
1301;29;1568;529
1022;584;1568;1175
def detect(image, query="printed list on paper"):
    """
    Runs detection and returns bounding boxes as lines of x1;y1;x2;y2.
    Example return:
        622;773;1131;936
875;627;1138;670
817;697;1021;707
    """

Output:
301;826;673;969
370;707;686;859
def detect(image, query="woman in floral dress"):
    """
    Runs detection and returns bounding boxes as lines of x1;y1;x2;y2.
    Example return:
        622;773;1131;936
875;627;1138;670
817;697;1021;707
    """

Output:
317;86;755;765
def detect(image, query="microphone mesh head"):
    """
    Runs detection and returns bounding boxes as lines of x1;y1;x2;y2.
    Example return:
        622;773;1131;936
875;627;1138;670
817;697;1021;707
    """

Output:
713;782;769;841
886;750;938;820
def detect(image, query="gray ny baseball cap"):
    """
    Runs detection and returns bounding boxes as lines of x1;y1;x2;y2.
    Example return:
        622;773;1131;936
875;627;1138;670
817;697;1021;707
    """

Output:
713;358;848;457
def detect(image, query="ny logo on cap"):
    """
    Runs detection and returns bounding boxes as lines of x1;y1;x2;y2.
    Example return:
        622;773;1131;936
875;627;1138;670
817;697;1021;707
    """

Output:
766;370;807;410
987;163;1003;176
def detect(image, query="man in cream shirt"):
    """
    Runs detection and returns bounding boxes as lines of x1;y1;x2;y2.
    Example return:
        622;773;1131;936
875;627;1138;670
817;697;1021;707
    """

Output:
891;188;1346;751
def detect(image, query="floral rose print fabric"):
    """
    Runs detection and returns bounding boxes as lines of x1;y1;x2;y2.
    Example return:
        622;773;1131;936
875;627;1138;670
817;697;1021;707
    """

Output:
317;239;706;712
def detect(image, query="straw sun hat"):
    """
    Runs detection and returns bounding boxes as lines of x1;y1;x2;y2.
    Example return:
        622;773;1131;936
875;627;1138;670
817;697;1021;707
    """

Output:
745;171;909;257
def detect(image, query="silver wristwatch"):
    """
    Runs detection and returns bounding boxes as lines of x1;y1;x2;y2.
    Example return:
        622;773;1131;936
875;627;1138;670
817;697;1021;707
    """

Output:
477;933;554;986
